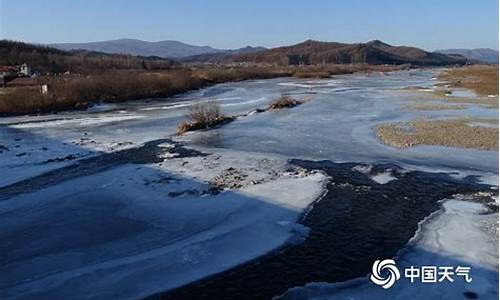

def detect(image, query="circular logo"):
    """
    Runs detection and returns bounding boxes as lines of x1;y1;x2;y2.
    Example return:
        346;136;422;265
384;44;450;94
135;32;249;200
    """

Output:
370;259;401;289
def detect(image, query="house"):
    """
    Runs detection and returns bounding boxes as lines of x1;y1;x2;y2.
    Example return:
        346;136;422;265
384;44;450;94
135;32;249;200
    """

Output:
19;63;32;77
0;64;36;87
0;66;18;87
5;77;38;88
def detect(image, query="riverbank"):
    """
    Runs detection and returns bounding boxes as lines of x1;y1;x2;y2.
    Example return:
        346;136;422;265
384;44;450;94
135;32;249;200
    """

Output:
376;65;499;151
0;64;409;116
376;118;499;150
437;64;499;96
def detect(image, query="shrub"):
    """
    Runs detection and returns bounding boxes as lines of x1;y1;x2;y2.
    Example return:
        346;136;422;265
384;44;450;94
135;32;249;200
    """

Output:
189;102;223;125
268;95;303;110
177;102;234;134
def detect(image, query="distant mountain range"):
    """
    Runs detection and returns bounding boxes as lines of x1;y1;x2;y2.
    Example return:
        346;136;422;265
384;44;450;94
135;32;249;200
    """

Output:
49;38;480;66
6;38;478;68
51;39;265;59
199;39;467;66
435;48;498;63
179;46;267;62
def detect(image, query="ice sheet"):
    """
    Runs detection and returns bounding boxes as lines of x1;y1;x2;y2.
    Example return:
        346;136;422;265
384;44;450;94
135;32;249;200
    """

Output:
0;150;327;299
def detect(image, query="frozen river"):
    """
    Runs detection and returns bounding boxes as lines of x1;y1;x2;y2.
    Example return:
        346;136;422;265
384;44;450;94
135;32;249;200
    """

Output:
0;69;497;299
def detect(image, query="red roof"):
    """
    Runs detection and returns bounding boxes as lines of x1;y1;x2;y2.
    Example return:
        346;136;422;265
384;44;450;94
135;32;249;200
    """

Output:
6;77;38;87
0;66;17;73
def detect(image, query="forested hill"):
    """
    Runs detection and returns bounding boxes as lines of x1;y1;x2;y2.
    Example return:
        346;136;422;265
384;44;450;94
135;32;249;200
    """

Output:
0;40;178;74
185;40;467;66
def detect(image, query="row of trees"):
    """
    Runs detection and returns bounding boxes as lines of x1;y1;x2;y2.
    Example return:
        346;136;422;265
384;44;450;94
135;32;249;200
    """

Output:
0;40;178;74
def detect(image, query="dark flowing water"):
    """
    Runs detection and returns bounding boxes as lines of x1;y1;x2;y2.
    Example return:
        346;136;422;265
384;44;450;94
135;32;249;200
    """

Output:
149;160;495;300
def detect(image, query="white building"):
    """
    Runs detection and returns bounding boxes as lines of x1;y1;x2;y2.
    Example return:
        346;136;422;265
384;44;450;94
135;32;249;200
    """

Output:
19;63;32;77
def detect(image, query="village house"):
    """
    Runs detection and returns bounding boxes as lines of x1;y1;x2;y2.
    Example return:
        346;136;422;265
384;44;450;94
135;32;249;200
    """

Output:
0;66;18;88
0;63;35;87
19;63;33;77
5;77;38;88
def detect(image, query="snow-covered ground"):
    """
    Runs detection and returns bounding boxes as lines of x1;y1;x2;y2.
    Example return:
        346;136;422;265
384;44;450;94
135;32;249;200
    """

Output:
0;69;497;299
1;149;327;299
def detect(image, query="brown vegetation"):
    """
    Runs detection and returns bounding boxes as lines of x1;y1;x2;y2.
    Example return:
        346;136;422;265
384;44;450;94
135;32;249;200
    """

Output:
176;94;314;134
0;63;413;116
268;95;305;110
0;72;181;115
376;118;498;150
438;65;499;96
0;67;291;115
177;102;234;134
233;40;466;66
405;91;499;108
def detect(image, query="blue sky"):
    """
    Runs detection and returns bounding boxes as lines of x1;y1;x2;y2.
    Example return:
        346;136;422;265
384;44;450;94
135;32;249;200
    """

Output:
1;0;498;50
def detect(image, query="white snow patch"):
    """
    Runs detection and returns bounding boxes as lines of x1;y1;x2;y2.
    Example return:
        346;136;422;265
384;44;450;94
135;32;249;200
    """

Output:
352;165;397;184
352;164;372;174
467;121;498;128
11;115;144;129
371;171;397;184
222;97;267;107
278;82;319;88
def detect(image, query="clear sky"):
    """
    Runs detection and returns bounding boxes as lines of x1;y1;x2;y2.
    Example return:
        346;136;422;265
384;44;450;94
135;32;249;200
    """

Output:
1;0;498;50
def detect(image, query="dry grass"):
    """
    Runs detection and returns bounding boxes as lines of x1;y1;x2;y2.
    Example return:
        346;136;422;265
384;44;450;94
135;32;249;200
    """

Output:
0;67;290;116
400;87;498;108
177;102;234;134
0;72;188;115
376;118;498;150
0;64;413;116
400;65;499;108
418;91;499;108
438;65;499;96
267;95;309;110
177;95;312;134
409;92;498;108
188;102;224;125
0;88;82;115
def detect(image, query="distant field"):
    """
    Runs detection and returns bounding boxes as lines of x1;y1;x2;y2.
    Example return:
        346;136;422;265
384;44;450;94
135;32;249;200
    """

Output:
376;118;498;151
379;65;499;151
438;64;499;96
